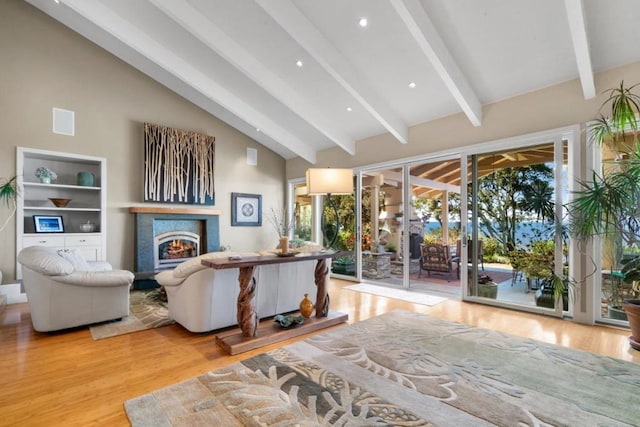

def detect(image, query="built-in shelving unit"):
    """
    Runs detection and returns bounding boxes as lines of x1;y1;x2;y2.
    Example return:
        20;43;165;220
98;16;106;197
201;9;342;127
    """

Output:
16;147;107;279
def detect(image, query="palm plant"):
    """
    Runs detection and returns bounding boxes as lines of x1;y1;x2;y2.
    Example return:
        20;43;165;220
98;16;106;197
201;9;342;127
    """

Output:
567;81;640;339
0;175;18;233
588;81;640;149
0;175;18;284
568;81;640;247
522;180;555;222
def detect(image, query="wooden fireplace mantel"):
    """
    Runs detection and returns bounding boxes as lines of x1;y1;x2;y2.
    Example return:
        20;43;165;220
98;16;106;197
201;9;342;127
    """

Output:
129;206;222;215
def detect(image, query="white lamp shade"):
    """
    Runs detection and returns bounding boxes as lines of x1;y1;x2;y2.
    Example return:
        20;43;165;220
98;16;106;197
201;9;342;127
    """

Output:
306;168;353;195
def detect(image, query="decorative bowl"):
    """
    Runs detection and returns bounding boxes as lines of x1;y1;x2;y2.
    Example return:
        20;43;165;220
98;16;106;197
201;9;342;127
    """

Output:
276;251;300;257
49;198;71;208
79;222;96;233
273;314;305;328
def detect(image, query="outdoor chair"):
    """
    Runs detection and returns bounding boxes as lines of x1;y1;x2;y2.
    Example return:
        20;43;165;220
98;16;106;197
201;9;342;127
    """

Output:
418;243;456;280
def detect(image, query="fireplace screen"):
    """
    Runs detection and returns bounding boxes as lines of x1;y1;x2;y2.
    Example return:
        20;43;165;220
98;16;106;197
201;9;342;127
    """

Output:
154;231;200;269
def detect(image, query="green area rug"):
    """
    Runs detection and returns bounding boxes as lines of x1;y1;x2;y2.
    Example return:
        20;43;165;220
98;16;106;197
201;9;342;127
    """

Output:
90;288;174;340
124;310;640;426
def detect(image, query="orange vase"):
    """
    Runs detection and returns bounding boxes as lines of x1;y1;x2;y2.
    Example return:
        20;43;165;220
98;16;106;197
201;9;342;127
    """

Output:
299;293;314;318
280;236;289;254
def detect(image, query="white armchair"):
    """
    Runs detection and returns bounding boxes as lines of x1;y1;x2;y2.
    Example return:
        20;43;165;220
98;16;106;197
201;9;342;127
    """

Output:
17;245;134;332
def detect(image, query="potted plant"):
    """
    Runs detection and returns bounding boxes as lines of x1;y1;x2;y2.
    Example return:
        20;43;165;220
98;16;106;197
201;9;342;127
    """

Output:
332;255;356;275
535;273;570;311
0;175;17;225
385;242;397;259
267;207;295;254
567;81;640;349
601;269;636;320
35;167;57;184
522;240;555;291
0;175;18;284
618;257;640;348
476;272;498;299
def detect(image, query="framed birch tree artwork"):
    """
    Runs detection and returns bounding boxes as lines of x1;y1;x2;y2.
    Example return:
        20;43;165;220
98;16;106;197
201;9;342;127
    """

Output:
144;123;215;205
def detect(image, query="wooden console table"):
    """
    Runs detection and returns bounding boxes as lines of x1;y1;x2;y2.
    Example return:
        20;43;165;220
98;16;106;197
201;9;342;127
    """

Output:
202;251;348;354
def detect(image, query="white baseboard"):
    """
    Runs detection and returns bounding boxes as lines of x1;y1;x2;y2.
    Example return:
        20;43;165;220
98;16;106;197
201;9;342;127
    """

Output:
0;283;28;304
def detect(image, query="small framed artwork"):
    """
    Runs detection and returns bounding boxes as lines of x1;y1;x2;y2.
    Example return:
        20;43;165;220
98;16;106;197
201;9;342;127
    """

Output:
33;215;64;233
231;193;262;226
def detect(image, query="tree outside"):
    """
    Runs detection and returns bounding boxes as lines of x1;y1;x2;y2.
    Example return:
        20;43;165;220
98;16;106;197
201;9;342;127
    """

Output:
476;164;555;255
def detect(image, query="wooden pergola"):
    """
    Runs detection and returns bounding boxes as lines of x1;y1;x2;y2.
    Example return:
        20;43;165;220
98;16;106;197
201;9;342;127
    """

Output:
411;143;565;199
367;142;567;245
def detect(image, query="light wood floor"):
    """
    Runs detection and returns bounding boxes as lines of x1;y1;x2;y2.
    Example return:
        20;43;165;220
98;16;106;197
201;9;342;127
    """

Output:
1;279;638;426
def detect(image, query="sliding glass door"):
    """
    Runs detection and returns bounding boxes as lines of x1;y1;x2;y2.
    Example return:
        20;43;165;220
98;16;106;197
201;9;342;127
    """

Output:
463;139;570;317
319;126;579;320
358;158;462;297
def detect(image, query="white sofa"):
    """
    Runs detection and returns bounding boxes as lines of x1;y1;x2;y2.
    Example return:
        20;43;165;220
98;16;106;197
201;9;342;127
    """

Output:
17;245;135;332
155;250;327;333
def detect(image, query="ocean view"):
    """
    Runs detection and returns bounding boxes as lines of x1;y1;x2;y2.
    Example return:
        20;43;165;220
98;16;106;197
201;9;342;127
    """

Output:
424;220;557;248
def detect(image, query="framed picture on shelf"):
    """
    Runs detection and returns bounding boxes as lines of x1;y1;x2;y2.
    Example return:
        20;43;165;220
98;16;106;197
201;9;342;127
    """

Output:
231;193;261;226
33;215;64;233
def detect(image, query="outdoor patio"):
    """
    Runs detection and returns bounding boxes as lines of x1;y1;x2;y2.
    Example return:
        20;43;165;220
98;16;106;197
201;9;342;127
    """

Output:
365;262;538;306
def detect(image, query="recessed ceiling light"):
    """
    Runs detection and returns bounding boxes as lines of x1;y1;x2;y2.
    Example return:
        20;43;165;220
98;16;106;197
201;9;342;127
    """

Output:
408;82;416;89
54;0;60;3
256;128;260;132
358;18;368;27
346;107;353;112
295;60;303;67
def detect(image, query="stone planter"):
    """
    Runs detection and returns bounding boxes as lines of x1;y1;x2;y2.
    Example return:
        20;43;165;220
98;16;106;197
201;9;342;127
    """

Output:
478;282;498;299
332;259;355;275
608;305;628;321
535;286;569;311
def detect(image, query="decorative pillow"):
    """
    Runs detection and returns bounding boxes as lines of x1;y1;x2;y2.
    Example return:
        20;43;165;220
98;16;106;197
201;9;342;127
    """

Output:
18;246;74;276
57;249;92;272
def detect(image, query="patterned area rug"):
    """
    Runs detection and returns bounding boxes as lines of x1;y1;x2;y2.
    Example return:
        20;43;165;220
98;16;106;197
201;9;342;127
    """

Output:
90;288;174;340
345;283;448;306
124;310;640;426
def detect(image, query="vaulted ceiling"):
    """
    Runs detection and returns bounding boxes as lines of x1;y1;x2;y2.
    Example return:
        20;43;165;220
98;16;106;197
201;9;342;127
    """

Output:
27;0;640;164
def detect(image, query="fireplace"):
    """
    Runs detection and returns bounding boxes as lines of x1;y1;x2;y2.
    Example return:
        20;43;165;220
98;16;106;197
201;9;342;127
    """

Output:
130;207;221;288
154;231;200;270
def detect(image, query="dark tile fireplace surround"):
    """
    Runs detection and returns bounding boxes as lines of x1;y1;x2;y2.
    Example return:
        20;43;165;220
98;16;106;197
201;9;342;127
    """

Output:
130;207;221;289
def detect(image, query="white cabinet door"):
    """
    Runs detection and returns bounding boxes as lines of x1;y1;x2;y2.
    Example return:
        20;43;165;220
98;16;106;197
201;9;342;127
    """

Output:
65;235;102;261
67;245;101;262
21;235;102;261
23;235;65;250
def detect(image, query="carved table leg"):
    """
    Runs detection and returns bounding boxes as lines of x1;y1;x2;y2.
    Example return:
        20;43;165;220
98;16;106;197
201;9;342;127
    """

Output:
237;266;258;337
315;258;330;317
